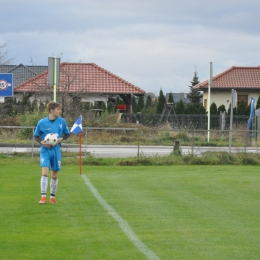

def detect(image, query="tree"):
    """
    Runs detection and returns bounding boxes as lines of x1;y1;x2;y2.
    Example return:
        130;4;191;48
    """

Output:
237;99;246;115
142;95;155;114
107;101;114;114
137;95;144;112
187;70;202;108
210;102;218;115
168;92;174;103
245;103;251;116
256;96;260;109
156;89;166;114
0;43;13;65
145;95;153;109
198;104;206;114
228;103;237;115
175;99;185;114
131;95;137;113
100;102;106;112
185;104;198;114
217;104;226;114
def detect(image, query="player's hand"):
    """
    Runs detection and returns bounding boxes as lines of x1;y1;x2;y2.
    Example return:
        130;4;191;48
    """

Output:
41;140;52;148
56;138;63;144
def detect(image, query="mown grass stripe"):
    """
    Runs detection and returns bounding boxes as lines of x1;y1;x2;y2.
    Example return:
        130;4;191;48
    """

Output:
81;174;160;260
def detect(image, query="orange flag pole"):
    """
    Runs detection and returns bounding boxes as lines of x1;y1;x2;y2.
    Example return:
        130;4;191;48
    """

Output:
79;132;82;175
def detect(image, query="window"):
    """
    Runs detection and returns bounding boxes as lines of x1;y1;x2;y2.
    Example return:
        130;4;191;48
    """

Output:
237;95;248;107
204;99;207;108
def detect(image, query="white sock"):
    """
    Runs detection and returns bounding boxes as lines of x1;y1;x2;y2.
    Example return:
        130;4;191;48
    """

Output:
41;176;48;197
50;178;58;198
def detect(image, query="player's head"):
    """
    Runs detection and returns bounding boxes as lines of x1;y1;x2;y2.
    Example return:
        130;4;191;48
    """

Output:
47;101;61;113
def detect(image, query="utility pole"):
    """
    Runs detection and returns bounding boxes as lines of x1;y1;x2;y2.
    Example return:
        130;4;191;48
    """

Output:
48;57;60;102
229;89;237;153
207;62;212;142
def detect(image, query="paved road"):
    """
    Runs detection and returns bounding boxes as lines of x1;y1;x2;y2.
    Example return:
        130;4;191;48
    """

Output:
1;144;259;158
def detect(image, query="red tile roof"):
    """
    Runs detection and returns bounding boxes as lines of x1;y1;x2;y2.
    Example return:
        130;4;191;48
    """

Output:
14;62;145;95
193;66;260;90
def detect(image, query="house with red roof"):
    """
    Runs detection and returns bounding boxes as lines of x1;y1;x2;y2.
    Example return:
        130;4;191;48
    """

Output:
0;64;48;86
14;62;145;113
193;66;260;111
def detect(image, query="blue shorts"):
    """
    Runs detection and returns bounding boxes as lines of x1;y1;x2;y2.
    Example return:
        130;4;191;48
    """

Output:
40;146;61;171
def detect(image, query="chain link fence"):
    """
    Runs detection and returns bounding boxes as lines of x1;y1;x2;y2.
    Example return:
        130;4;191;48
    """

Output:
1;124;260;158
121;113;251;130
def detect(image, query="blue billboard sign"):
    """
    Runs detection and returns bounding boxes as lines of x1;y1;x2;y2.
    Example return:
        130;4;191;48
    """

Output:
0;73;13;97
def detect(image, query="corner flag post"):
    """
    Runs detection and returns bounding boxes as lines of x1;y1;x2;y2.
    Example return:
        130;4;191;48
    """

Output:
70;115;83;175
79;131;82;175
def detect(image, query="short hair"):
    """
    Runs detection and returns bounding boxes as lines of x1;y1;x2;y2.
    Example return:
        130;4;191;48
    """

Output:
47;101;60;112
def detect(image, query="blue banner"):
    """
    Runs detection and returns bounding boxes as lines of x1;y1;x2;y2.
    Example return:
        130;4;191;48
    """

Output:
247;97;256;129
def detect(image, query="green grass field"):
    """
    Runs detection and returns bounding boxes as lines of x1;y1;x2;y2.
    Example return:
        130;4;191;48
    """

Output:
0;156;260;259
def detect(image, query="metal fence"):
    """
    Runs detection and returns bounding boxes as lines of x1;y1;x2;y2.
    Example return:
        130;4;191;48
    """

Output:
1;125;260;158
121;113;251;130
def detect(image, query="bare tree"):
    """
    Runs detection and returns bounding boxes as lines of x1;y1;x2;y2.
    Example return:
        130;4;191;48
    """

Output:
0;43;14;118
0;42;13;65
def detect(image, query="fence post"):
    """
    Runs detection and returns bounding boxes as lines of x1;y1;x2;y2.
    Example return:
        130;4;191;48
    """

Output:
85;128;88;159
173;140;180;155
243;130;248;153
191;129;194;155
32;127;34;159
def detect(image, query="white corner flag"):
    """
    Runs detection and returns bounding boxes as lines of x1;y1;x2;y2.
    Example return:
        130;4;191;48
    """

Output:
70;115;83;135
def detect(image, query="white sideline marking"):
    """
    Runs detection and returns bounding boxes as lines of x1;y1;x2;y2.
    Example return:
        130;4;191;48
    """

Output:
81;175;160;260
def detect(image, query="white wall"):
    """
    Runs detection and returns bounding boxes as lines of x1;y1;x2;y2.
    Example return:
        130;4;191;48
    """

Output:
203;90;260;111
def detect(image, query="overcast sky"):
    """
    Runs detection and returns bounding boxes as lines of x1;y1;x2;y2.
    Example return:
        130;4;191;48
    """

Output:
1;0;260;94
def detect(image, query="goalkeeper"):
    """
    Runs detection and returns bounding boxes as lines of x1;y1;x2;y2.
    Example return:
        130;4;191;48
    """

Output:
34;101;70;204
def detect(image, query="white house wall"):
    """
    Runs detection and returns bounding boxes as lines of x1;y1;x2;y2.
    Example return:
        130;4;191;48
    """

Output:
81;95;108;106
203;91;260;111
14;93;109;107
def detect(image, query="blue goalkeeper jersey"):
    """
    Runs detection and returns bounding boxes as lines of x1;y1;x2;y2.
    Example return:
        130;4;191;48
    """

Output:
34;116;70;144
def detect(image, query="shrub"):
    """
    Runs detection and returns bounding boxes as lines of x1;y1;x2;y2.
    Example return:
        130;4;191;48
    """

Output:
17;109;48;139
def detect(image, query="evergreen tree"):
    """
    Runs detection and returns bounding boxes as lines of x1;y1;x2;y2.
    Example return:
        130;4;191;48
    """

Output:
245;103;251;116
237;99;246;115
137;95;144;112
217;104;226;114
256;96;260;109
168;92;174;103
156;89;166;114
185;104;198;114
145;95;153;109
228;103;237;115
100;102;106;112
107;101;114;114
131;95;137;113
142;95;155;114
175;99;185;114
187;70;202;108
198;104;206;114
210;102;218;115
